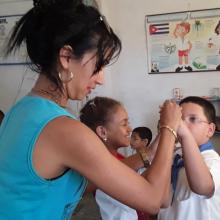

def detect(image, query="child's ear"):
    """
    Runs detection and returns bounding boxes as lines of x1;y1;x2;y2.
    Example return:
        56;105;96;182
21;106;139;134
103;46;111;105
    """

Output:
207;122;216;138
96;125;108;141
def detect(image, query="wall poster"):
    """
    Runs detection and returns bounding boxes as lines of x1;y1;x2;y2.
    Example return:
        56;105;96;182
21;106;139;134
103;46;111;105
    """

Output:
0;14;29;65
146;9;220;74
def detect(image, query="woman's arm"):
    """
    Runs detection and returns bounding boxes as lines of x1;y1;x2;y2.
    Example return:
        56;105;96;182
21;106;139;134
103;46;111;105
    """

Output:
160;178;172;208
86;136;159;192
35;101;182;214
122;153;144;170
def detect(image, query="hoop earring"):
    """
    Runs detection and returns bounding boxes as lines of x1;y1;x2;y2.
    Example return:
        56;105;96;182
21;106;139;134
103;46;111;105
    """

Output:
58;71;74;83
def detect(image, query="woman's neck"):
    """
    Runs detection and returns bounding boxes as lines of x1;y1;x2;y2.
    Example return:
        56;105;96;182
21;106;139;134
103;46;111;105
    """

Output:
31;75;68;108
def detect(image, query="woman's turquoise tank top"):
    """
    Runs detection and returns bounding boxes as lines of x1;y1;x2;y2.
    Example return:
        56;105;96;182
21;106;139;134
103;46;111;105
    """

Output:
0;95;87;220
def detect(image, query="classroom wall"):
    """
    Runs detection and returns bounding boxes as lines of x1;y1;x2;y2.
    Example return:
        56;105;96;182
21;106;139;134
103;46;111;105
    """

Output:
100;0;220;135
0;0;220;137
0;0;34;113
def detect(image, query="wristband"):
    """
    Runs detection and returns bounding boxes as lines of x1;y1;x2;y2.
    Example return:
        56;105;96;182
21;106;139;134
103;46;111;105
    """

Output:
160;125;178;141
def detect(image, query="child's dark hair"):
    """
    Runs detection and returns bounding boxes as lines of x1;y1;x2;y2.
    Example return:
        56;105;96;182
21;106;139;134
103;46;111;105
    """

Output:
179;96;216;123
80;96;122;132
132;127;152;146
5;0;121;92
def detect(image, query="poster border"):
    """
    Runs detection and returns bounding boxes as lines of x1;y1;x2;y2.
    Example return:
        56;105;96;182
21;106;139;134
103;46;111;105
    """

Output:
145;8;220;74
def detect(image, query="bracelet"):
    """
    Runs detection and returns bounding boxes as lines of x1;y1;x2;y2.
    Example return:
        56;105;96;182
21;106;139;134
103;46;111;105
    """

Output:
160;125;178;141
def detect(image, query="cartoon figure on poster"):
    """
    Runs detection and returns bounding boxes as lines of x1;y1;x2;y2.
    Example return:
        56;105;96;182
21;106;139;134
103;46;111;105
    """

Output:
215;20;220;70
173;22;193;72
151;61;159;72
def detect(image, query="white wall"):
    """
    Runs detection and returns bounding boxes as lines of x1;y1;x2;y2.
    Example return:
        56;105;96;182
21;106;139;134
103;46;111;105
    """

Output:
1;0;220;137
0;0;34;113
100;0;220;135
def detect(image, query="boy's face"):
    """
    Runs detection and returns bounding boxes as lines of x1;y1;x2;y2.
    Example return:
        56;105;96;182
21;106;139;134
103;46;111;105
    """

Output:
181;102;215;146
130;132;148;149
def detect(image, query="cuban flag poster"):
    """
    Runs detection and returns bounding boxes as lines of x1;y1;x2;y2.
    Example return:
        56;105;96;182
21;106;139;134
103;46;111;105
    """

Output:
145;9;220;74
149;23;170;35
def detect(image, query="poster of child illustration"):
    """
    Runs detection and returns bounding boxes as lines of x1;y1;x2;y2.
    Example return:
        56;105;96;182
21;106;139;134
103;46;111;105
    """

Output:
146;9;220;74
173;22;192;72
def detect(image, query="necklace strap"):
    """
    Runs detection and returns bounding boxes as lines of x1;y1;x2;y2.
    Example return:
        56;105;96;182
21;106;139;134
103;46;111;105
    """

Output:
31;88;63;106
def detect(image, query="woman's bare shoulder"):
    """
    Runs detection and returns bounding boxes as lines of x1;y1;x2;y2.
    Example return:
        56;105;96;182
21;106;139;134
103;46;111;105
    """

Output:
40;116;107;165
43;116;97;147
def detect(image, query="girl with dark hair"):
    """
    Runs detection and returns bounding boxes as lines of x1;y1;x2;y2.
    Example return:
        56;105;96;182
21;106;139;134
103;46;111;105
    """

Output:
0;1;182;219
80;96;154;220
80;96;138;219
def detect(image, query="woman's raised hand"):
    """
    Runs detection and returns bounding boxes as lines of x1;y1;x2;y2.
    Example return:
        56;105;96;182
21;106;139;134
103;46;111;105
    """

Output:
159;100;182;132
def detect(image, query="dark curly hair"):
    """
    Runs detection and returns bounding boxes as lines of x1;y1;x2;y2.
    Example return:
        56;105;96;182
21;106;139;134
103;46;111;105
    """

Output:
80;96;122;132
